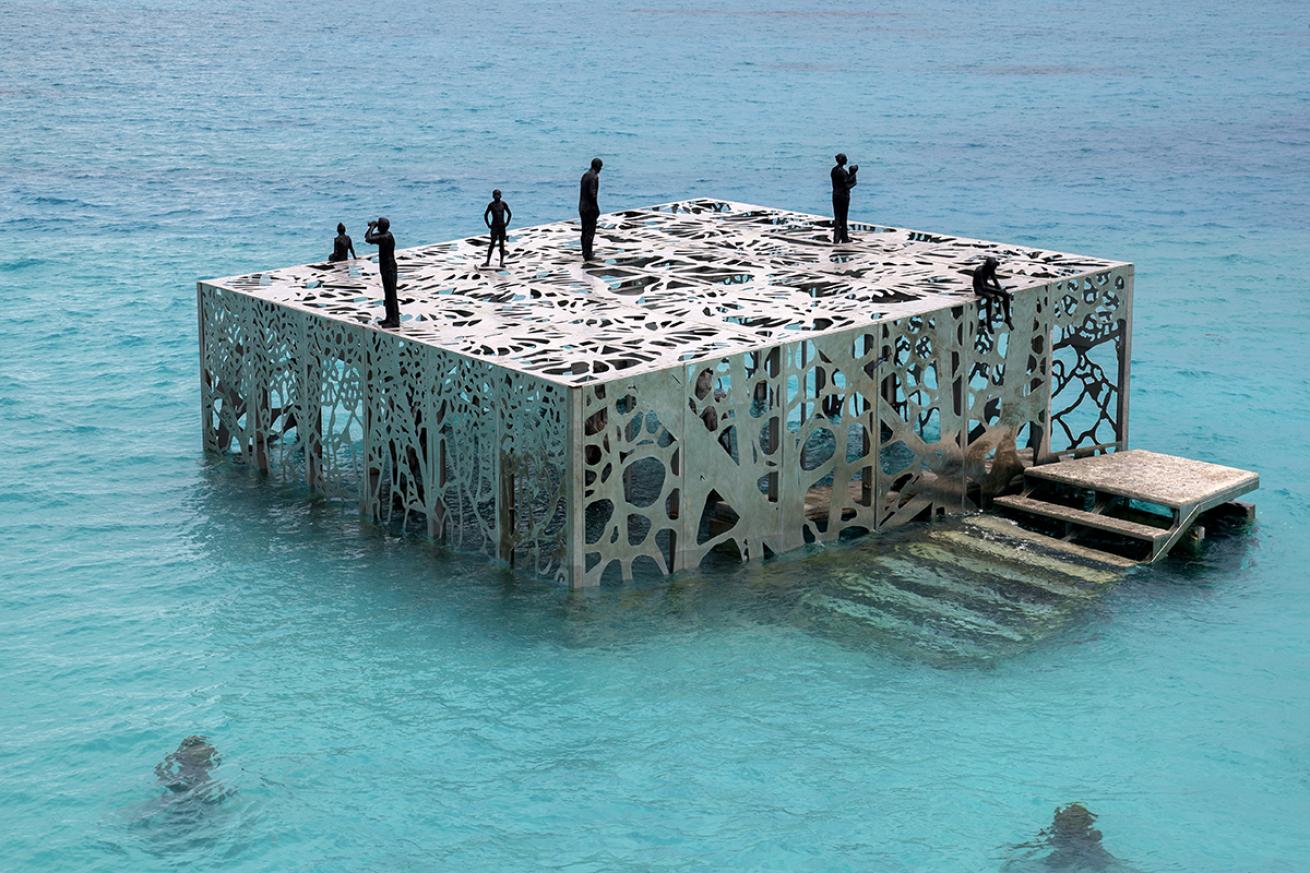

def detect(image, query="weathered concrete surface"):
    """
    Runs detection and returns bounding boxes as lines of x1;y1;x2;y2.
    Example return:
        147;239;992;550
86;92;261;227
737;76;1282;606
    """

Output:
1027;449;1258;509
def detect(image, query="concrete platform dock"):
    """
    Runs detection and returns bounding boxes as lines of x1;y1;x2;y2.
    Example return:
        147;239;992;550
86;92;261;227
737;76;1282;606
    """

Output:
994;450;1258;563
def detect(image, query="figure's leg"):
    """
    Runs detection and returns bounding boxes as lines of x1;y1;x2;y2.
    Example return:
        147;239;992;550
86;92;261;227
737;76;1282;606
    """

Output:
382;269;400;326
498;230;506;265
483;234;494;266
1001;291;1014;330
832;198;842;243
581;216;596;261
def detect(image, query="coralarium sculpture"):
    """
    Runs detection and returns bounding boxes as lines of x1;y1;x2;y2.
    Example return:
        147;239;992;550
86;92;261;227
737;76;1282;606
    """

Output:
198;199;1133;587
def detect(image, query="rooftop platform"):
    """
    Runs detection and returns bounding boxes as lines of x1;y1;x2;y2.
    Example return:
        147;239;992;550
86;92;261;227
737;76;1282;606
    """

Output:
206;199;1128;386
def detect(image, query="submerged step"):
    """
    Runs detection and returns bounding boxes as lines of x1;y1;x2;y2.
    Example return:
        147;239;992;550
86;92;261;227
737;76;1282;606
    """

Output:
798;592;995;661
926;531;1110;597
902;541;1087;605
872;553;1063;626
960;516;1138;573
829;572;1028;642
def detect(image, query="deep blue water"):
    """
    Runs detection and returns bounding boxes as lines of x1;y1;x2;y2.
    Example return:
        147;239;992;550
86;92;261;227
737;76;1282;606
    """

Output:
2;1;1309;870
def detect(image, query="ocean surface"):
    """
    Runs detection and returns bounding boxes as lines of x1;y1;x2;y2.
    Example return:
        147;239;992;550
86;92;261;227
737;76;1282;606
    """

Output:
2;1;1308;870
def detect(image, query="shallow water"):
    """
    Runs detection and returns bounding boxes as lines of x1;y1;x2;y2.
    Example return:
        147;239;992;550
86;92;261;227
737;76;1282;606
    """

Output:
2;1;1309;870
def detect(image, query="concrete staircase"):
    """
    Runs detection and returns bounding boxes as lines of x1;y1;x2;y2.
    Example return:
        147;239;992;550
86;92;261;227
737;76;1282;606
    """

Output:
795;516;1128;664
991;450;1258;564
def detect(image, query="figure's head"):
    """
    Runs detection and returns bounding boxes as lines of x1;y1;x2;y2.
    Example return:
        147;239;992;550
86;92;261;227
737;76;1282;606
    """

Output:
591;157;603;172
337;222;346;234
835;153;847;165
492;189;502;200
983;256;998;272
1049;803;1100;846
377;216;390;232
174;735;219;769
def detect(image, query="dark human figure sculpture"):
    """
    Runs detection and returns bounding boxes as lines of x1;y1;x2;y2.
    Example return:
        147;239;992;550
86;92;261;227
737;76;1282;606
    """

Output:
155;736;220;795
579;157;603;261
328;222;356;262
365;216;400;329
1004;802;1140;871
973;255;1014;330
1034;803;1128;870
831;153;859;244
482;189;513;267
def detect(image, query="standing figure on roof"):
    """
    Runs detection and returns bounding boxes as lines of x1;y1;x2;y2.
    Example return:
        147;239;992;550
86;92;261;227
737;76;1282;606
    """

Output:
973;255;1014;331
365;216;401;329
579;157;602;262
482;189;513;268
831;153;859;244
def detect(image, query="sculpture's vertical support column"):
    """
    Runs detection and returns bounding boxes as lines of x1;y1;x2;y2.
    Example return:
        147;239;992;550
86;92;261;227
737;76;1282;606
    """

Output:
431;436;447;539
491;378;508;565
299;318;324;492
359;330;376;519
425;359;444;538
244;303;269;475
564;386;587;588
252;387;271;476
1116;268;1134;451
872;324;890;532
497;447;516;566
861;334;876;510
1033;285;1054;464
765;348;781;505
776;336;804;553
196;285;211;451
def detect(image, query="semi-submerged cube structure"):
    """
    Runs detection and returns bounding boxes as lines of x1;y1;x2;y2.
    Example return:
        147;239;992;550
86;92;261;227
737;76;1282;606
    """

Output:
198;199;1132;587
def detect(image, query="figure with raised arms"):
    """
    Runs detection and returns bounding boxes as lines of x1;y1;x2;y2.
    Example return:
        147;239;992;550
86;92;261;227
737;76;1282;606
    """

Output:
831;153;859;244
365;216;400;329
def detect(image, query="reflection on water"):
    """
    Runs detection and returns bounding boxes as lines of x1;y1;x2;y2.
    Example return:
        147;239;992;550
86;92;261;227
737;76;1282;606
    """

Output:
187;460;1261;671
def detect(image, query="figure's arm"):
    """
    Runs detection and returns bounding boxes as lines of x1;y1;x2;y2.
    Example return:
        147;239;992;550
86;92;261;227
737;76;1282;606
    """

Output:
504;203;512;226
347;237;356;259
847;165;858;189
364;225;380;244
484;204;493;228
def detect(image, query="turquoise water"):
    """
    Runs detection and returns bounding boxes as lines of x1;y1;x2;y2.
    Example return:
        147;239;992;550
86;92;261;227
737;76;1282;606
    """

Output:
2;1;1309;869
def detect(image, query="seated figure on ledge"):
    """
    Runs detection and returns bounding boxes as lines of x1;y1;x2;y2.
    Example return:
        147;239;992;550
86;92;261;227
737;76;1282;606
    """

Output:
973;255;1014;331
